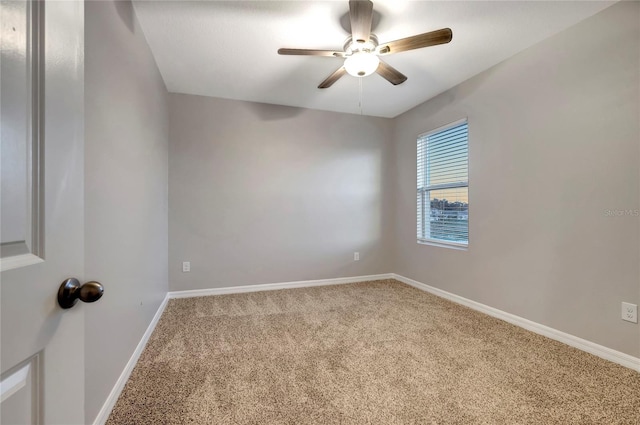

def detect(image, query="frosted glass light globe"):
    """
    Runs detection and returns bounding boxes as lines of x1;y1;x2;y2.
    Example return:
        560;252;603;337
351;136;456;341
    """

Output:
344;51;380;77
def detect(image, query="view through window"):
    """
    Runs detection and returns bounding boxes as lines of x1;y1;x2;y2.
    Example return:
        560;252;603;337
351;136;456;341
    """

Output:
417;120;469;246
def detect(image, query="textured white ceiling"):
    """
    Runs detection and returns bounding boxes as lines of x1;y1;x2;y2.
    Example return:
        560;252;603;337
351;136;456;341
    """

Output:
132;1;615;118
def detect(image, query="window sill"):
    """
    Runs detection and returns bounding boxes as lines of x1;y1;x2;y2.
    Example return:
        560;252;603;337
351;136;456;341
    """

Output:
417;239;468;251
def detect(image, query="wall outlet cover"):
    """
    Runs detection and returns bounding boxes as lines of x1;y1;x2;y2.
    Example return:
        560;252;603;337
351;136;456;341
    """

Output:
621;302;637;323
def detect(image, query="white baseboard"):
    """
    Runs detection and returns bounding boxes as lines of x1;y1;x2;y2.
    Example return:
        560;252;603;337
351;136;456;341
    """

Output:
93;294;170;425
392;273;640;373
168;273;394;299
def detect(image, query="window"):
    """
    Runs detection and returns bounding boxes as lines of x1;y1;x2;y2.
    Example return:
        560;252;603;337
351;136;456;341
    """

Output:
417;120;469;247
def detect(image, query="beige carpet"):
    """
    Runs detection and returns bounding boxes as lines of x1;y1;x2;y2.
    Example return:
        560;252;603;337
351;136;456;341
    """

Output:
106;279;640;424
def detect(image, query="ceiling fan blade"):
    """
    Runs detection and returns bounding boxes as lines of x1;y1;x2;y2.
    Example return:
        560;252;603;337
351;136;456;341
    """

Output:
349;0;373;43
378;28;453;55
376;60;407;85
278;48;345;58
318;67;347;89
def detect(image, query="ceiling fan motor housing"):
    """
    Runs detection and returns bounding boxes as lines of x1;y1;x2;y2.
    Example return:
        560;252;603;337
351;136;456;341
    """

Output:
343;34;379;55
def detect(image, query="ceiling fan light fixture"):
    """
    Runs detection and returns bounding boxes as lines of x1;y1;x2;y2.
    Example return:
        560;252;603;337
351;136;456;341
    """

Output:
278;1;452;88
344;51;380;77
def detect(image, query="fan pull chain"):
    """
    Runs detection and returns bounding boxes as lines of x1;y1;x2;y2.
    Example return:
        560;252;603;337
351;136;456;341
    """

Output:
359;76;363;115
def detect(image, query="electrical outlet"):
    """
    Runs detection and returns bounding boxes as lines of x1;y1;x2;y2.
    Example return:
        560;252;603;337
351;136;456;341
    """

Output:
182;261;191;272
621;302;637;323
354;252;359;261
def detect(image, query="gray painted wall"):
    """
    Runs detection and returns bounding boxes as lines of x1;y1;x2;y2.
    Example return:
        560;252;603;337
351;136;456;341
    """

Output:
84;1;168;423
169;94;394;291
391;1;640;356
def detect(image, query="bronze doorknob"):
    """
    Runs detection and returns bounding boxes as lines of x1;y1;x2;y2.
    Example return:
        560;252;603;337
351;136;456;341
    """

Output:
57;278;104;309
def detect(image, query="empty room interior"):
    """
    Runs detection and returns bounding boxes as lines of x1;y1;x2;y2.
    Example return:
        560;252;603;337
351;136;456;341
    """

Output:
1;0;639;424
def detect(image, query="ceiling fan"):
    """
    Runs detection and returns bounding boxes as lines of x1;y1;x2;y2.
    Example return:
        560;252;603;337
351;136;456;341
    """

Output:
277;0;453;89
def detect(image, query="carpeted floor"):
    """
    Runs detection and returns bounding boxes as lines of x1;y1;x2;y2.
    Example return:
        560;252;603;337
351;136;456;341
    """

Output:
106;279;640;424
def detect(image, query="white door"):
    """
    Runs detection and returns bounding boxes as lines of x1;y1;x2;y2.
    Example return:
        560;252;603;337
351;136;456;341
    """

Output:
1;0;86;424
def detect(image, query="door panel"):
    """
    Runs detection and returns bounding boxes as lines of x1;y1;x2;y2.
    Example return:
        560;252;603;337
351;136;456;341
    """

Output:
0;0;42;266
1;1;85;424
0;355;40;425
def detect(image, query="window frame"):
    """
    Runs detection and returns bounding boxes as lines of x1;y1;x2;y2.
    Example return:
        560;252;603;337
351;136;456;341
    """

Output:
417;118;469;250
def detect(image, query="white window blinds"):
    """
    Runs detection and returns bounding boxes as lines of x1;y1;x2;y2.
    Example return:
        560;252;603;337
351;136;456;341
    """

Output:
417;120;469;246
